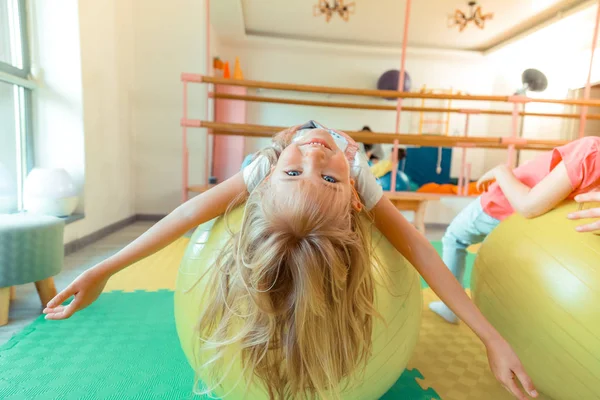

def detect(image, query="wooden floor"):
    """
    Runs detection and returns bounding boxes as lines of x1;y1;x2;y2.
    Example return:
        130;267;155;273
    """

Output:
0;221;446;346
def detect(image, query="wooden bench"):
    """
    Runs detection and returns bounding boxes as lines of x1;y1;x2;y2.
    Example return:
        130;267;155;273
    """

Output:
189;186;441;234
385;192;441;234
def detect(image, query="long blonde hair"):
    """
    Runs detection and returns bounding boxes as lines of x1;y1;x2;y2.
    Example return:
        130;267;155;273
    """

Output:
195;126;376;399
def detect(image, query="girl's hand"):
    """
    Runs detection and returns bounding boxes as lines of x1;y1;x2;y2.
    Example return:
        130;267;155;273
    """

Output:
43;268;111;320
486;337;538;400
568;192;600;232
476;166;501;192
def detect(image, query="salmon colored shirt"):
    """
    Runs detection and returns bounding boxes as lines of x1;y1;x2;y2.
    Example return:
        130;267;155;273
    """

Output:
480;136;600;221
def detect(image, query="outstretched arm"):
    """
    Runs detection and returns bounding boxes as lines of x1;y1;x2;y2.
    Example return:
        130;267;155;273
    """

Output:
483;162;573;218
371;197;537;400
44;173;247;319
91;172;246;275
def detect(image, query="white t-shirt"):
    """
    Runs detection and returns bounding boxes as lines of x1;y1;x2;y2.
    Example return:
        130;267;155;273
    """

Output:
242;149;383;211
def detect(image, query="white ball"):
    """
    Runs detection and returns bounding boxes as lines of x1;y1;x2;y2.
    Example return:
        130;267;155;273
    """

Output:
24;168;79;217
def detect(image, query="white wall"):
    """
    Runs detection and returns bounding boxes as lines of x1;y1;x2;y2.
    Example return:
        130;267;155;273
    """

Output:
32;0;222;239
486;4;600;166
218;37;499;182
132;0;218;214
31;0;135;243
583;86;600;136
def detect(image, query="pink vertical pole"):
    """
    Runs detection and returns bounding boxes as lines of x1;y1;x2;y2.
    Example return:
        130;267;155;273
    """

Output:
182;82;189;202
579;0;600;138
391;0;411;193
458;152;466;196
458;113;470;196
390;142;399;192
205;0;212;185
394;0;411;134
465;163;471;196
213;86;248;182
507;102;519;168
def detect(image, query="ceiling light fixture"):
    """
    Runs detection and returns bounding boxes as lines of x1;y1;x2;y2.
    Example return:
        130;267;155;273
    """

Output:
314;0;355;23
448;1;493;32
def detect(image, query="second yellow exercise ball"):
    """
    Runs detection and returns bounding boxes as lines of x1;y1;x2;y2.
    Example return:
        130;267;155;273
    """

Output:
174;207;422;399
471;201;600;400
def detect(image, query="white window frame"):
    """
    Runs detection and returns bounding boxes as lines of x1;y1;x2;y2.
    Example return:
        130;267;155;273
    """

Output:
0;0;35;210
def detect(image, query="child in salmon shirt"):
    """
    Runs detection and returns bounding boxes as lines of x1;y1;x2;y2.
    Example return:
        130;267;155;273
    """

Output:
431;136;600;324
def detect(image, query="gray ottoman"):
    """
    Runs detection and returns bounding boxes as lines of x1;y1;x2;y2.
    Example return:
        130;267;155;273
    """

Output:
0;214;64;325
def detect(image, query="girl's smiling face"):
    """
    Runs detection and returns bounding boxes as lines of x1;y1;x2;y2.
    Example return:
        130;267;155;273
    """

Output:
271;128;351;190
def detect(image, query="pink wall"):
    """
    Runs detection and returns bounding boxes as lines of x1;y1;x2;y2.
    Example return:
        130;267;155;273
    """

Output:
212;84;247;183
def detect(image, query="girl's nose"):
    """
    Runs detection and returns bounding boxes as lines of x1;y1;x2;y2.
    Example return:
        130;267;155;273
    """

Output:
305;147;326;164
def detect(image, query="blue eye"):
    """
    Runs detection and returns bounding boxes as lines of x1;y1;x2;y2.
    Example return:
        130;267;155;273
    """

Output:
323;175;337;183
286;170;301;176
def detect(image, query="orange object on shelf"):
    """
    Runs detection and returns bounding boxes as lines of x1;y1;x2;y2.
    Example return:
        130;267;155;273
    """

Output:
213;57;224;70
233;57;244;80
223;62;231;79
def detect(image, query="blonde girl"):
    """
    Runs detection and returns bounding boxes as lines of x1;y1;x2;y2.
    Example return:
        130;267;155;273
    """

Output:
45;121;538;400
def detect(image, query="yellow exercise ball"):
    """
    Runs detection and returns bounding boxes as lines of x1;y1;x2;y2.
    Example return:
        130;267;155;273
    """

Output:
471;201;600;400
174;207;422;399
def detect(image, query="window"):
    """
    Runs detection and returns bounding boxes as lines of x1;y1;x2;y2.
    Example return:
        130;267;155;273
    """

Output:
0;0;32;213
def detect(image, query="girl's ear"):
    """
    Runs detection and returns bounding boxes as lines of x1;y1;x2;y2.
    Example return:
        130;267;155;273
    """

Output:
349;179;363;212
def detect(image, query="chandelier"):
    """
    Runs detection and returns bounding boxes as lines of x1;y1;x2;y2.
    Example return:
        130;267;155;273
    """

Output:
313;0;355;23
448;1;493;32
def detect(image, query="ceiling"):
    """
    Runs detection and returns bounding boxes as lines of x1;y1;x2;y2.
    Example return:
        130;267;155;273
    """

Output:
498;2;599;52
212;0;596;52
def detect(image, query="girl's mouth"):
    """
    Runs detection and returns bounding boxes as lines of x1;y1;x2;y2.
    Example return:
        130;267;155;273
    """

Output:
301;138;332;150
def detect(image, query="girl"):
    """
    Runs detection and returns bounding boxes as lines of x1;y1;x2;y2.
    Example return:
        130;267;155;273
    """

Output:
430;136;600;325
44;121;537;400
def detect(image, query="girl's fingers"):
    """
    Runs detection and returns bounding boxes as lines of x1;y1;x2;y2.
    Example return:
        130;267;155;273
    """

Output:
574;192;600;203
575;220;600;233
514;367;538;398
44;296;83;320
568;208;600;220
46;287;75;308
505;376;528;400
43;305;66;314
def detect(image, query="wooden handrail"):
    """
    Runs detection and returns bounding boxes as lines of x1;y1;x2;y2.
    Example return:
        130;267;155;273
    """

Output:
195;75;600;108
211;92;600;120
186;121;569;151
202;76;506;102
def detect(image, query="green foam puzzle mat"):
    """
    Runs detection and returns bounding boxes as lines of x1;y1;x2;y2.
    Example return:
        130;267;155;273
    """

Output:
0;291;439;399
421;242;475;289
